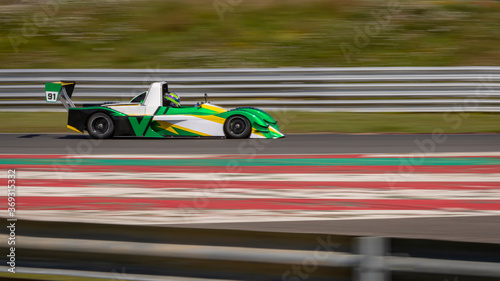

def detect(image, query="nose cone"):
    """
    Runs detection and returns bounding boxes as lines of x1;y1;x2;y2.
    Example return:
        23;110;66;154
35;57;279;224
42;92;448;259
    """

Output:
268;124;285;139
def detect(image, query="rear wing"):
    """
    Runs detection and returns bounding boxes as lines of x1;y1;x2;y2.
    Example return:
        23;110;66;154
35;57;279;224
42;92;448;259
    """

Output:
45;81;76;110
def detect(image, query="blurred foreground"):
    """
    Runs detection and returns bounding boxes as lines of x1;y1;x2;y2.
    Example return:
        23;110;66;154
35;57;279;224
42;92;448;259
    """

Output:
2;152;500;281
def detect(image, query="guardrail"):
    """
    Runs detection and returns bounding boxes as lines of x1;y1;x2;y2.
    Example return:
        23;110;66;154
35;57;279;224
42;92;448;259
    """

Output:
1;220;500;281
1;67;500;112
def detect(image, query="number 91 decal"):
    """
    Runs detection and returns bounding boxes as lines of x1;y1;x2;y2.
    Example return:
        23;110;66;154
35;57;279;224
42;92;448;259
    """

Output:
45;91;59;103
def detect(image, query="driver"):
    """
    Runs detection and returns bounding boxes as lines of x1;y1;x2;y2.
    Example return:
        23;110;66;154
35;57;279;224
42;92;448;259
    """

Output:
164;92;180;108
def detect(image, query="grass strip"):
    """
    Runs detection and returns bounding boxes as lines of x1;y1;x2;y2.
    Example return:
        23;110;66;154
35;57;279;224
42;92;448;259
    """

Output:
1;111;499;134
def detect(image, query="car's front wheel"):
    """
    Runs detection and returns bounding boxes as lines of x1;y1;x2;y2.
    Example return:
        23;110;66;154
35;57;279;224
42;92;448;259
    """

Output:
224;115;252;139
87;113;114;139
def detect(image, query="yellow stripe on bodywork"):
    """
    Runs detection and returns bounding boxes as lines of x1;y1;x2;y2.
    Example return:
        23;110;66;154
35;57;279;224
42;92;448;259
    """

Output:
54;82;74;86
157;121;211;136
157;121;179;135
251;128;266;138
67;125;83;133
202;104;227;114
188;115;226;125
269;126;283;136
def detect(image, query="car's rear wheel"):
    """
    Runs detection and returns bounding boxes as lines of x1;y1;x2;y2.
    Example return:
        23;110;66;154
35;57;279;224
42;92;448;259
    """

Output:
87;113;114;139
224;115;252;139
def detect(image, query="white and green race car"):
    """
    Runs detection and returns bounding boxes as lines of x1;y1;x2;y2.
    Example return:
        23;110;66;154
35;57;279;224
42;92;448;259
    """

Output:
45;81;285;139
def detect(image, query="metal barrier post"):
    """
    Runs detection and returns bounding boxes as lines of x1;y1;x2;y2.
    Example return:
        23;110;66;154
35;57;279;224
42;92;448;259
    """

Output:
355;237;389;281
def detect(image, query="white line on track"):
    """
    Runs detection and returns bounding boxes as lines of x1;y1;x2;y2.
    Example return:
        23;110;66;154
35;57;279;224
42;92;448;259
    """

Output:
69;152;500;158
64;154;225;159
362;152;500;158
17;186;500;200
70;152;500;158
14;171;500;182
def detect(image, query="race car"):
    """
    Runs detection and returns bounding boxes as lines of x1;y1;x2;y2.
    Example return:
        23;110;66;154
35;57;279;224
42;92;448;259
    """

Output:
44;81;285;139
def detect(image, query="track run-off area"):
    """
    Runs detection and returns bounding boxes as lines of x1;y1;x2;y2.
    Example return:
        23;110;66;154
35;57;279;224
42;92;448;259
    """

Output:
2;152;500;225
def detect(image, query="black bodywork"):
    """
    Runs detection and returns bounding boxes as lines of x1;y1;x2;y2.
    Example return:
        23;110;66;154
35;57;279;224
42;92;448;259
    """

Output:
68;108;135;136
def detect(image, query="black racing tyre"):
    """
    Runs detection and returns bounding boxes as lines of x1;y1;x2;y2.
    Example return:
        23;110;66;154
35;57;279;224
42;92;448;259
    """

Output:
224;115;252;139
87;113;115;139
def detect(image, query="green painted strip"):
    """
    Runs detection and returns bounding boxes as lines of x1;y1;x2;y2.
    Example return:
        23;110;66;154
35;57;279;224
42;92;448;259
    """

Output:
144;126;164;138
156;106;167;115
69;107;127;116
1;157;500;166
128;116;153;136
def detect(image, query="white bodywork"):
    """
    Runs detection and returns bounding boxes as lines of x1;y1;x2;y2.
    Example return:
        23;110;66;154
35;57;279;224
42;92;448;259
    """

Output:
153;115;226;137
107;82;165;116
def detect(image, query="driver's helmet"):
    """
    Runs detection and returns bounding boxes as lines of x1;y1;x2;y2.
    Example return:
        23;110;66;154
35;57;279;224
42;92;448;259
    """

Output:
164;92;180;108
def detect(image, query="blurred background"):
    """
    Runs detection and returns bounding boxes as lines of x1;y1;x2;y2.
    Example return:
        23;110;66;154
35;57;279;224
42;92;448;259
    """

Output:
2;1;500;281
2;0;500;69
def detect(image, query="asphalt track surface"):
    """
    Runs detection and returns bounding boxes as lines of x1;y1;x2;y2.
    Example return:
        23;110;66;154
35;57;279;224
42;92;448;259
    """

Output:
173;215;500;244
2;132;500;243
0;133;499;154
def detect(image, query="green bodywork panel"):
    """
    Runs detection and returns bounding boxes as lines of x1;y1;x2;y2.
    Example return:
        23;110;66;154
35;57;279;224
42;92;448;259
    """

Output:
45;83;62;92
220;107;282;139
